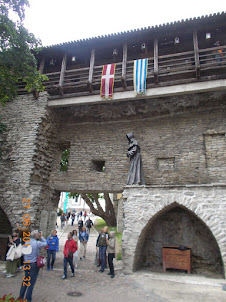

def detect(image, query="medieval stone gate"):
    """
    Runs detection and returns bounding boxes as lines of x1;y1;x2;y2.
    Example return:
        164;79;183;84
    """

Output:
0;89;226;277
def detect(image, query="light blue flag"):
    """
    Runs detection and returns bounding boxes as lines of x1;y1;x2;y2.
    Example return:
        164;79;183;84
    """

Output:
134;58;148;94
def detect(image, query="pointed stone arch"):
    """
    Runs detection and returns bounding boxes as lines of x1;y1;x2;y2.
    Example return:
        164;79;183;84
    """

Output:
122;186;226;278
0;205;12;234
133;202;224;277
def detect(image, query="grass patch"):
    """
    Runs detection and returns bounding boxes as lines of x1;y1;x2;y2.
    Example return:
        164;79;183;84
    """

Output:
94;218;122;260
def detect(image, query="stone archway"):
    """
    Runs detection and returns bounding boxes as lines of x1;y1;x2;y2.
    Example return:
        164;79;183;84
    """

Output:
133;202;224;277
122;186;226;277
0;206;12;260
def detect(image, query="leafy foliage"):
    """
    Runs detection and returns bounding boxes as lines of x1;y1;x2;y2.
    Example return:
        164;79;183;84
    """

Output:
68;192;101;202
0;0;47;104
60;148;70;171
69;192;117;226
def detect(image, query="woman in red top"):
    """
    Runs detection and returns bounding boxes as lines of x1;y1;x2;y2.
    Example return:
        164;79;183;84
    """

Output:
61;232;77;279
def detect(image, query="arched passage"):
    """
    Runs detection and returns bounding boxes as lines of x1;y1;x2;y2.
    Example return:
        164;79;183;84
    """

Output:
133;202;224;277
0;206;12;260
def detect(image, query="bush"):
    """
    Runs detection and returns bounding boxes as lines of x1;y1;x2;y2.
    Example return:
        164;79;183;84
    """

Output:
57;208;63;216
0;295;47;302
116;251;122;260
0;294;27;301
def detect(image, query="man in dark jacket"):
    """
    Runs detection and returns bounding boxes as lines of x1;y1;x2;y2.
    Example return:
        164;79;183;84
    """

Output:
85;217;93;234
78;218;83;232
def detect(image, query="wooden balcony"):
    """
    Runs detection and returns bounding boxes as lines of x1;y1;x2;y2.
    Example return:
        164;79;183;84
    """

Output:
17;45;226;99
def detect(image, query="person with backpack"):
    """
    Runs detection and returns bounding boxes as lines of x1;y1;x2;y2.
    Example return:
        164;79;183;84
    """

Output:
78;218;83;232
79;227;89;260
97;226;109;272
95;228;104;267
85;217;93;234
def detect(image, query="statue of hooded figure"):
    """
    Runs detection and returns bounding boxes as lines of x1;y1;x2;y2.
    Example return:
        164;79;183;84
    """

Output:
126;132;145;185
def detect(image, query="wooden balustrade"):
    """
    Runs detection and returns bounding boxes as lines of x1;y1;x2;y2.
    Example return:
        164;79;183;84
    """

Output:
17;45;226;97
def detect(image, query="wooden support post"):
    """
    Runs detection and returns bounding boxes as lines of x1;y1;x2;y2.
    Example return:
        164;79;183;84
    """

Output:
38;56;45;74
32;56;45;99
193;30;200;78
59;53;67;95
121;42;127;89
154;38;159;84
88;49;95;92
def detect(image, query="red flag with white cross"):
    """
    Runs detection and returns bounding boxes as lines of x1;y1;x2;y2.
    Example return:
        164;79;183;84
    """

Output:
100;64;116;98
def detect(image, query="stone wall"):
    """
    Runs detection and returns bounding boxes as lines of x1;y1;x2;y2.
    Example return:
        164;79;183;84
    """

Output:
0;89;225;271
0;92;60;235
122;185;226;277
49;91;226;192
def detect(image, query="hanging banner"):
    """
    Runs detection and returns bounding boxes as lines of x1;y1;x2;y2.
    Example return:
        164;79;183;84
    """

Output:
100;64;116;98
134;59;148;94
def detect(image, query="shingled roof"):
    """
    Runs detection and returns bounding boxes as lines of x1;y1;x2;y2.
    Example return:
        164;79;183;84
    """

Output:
43;11;226;50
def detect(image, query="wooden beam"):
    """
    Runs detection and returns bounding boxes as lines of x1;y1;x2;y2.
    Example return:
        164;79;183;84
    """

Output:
121;42;127;89
59;53;67;93
154;38;159;84
38;56;45;74
88;49;95;92
193;30;200;78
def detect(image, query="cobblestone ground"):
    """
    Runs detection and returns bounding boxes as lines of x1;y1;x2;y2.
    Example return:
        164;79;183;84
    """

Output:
0;220;226;302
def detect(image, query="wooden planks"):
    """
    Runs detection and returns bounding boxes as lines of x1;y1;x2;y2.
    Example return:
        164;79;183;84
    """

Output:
88;49;95;92
193;30;200;78
154;38;159;84
59;53;67;94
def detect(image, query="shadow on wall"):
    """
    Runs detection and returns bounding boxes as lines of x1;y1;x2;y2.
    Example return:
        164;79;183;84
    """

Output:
133;203;224;278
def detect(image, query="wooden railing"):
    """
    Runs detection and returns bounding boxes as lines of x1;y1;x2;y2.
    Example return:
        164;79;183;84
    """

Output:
17;45;226;97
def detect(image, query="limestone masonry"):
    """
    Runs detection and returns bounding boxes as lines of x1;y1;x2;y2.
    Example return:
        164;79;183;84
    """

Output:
0;89;225;276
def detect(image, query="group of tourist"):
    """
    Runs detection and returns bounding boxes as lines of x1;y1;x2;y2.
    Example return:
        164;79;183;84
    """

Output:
60;210;90;229
3;218;115;302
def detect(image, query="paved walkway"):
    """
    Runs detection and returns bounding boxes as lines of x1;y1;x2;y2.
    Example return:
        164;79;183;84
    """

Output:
0;220;226;302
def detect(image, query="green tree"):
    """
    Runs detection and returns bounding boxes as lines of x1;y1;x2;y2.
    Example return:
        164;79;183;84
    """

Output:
69;193;117;227
0;0;47;104
60;148;70;171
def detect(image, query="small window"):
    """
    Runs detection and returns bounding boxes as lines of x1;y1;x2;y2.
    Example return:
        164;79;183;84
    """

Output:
91;160;106;172
157;157;175;170
60;148;70;172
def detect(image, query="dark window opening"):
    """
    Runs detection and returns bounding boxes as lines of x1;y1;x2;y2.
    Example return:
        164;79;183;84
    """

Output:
92;160;106;172
60;148;70;172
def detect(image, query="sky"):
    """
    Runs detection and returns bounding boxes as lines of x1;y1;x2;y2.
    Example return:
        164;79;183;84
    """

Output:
23;0;226;46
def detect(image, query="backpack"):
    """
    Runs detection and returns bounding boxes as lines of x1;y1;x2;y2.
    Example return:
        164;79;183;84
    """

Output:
86;220;92;228
98;233;107;247
78;220;83;228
